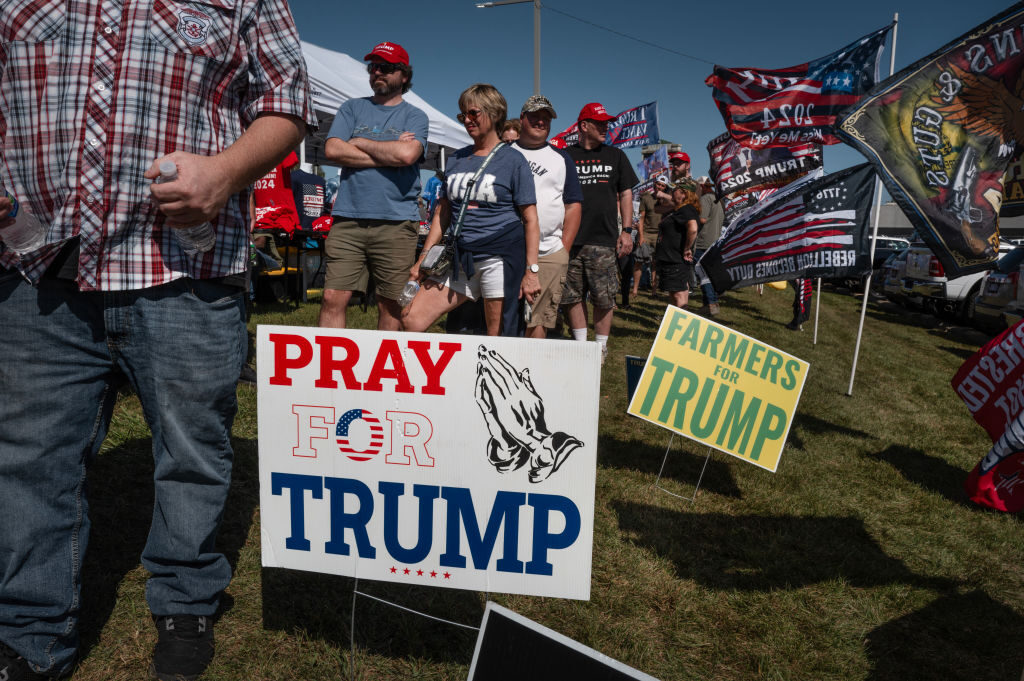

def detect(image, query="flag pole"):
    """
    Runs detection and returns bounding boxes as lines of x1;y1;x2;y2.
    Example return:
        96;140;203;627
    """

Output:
847;13;898;396
813;277;822;345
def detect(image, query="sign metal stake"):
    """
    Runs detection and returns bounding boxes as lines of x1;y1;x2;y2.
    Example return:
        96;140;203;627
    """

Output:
653;435;712;503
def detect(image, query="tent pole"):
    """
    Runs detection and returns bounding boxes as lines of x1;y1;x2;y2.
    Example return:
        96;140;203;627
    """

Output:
847;12;898;396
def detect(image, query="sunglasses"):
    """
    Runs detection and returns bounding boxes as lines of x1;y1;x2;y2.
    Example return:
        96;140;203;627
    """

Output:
366;62;401;75
669;159;687;166
457;108;485;124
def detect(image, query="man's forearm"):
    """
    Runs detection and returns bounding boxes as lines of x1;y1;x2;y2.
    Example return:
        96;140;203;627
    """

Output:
561;202;581;250
349;137;422;167
218;113;306;195
324;137;376;168
618;190;633;229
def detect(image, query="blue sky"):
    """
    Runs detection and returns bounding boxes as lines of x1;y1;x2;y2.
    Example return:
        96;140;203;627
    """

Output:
289;0;1013;178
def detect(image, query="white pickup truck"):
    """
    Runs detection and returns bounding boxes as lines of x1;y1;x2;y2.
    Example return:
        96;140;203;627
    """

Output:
900;242;1011;320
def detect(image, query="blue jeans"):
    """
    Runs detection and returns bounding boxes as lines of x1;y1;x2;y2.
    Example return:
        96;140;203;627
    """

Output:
0;269;246;675
694;249;718;304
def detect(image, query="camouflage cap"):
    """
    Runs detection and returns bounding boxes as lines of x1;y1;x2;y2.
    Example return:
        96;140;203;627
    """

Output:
672;178;699;193
520;94;557;118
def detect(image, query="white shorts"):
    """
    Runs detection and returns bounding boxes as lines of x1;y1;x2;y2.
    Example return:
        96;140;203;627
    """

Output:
432;256;505;301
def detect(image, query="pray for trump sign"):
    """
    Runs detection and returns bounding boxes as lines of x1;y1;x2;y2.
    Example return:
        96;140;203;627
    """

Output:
257;327;600;600
627;307;809;472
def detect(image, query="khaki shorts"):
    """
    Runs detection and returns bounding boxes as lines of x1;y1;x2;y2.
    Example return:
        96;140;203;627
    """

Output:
528;247;569;329
432;256;505;302
561;244;619;309
324;217;418;300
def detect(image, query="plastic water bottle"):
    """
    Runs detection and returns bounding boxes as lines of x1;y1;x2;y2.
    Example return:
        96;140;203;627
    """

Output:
156;160;216;256
0;180;46;255
397;280;420;307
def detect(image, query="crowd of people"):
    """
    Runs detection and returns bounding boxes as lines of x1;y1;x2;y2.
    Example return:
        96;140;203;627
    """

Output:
0;14;727;678
307;41;729;362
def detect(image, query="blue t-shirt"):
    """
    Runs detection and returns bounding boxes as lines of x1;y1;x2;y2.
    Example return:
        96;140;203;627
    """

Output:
442;144;536;246
328;97;429;221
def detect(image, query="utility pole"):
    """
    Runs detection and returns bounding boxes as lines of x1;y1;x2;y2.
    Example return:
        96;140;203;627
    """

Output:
475;0;541;95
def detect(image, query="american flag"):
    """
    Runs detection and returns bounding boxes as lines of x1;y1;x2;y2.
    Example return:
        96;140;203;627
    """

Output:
336;408;385;462
298;183;324;219
706;24;892;148
698;164;876;292
723;186;855;264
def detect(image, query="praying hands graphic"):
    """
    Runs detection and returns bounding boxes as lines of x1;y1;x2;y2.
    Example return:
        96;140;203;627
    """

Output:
474;346;583;483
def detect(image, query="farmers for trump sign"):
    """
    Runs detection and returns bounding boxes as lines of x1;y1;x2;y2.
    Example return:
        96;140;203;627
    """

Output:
627;307;809;472
257;327;600;600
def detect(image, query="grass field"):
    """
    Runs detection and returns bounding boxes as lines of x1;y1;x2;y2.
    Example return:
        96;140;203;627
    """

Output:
69;285;1024;681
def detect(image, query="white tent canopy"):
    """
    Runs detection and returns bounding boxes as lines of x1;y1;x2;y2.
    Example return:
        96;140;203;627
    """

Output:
300;41;470;172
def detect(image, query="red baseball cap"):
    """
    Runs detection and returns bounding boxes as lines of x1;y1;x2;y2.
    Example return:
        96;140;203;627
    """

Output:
364;41;410;66
577;102;615;123
669;151;690;163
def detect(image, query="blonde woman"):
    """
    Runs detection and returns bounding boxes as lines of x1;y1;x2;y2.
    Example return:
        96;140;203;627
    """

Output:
403;84;540;335
654;180;700;308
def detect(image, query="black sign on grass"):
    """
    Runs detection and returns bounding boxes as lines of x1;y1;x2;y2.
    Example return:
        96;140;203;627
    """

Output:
466;602;659;681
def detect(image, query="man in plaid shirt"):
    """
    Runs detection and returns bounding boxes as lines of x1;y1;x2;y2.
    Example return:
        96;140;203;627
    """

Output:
0;1;315;679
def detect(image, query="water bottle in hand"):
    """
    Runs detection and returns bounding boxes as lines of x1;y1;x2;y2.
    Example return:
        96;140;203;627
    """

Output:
0;180;46;255
397;280;420;307
156;160;216;256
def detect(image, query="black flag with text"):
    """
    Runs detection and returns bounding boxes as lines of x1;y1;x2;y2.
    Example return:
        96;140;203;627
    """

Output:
697;164;877;292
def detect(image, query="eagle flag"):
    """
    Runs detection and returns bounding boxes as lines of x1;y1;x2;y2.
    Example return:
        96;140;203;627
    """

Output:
707;132;823;225
838;3;1024;278
697;163;876;293
952;319;1024;512
706;24;892;149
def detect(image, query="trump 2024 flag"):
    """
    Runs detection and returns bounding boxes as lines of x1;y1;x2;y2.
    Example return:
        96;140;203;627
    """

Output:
707;24;892;149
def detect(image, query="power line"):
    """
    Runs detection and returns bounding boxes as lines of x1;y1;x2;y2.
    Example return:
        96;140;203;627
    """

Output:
542;5;716;67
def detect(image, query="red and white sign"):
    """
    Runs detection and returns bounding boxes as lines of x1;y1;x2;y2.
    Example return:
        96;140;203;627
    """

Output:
952;320;1024;511
257;327;601;599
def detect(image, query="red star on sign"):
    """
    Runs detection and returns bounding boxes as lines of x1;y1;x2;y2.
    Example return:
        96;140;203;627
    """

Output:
389;566;396;574
403;568;410;575
443;572;451;579
416;569;423;576
430;570;437;578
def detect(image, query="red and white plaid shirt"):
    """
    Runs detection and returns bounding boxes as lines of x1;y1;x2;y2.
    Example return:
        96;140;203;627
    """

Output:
0;0;315;290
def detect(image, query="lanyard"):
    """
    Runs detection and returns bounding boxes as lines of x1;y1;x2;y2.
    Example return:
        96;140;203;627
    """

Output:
449;142;505;240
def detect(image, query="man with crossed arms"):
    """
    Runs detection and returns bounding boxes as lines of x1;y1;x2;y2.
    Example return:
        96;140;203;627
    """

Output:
319;41;428;331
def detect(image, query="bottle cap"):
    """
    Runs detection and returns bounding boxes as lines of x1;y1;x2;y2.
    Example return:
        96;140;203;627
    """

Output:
158;160;177;178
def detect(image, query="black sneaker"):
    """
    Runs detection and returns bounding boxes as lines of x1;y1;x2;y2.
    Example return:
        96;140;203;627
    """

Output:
0;642;47;680
237;364;257;385
149;615;214;681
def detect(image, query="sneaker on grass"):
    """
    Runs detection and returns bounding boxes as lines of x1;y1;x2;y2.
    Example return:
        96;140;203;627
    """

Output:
150;615;214;681
0;642;47;680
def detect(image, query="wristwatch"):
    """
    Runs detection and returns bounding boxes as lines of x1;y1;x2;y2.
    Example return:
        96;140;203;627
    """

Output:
528;263;539;273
